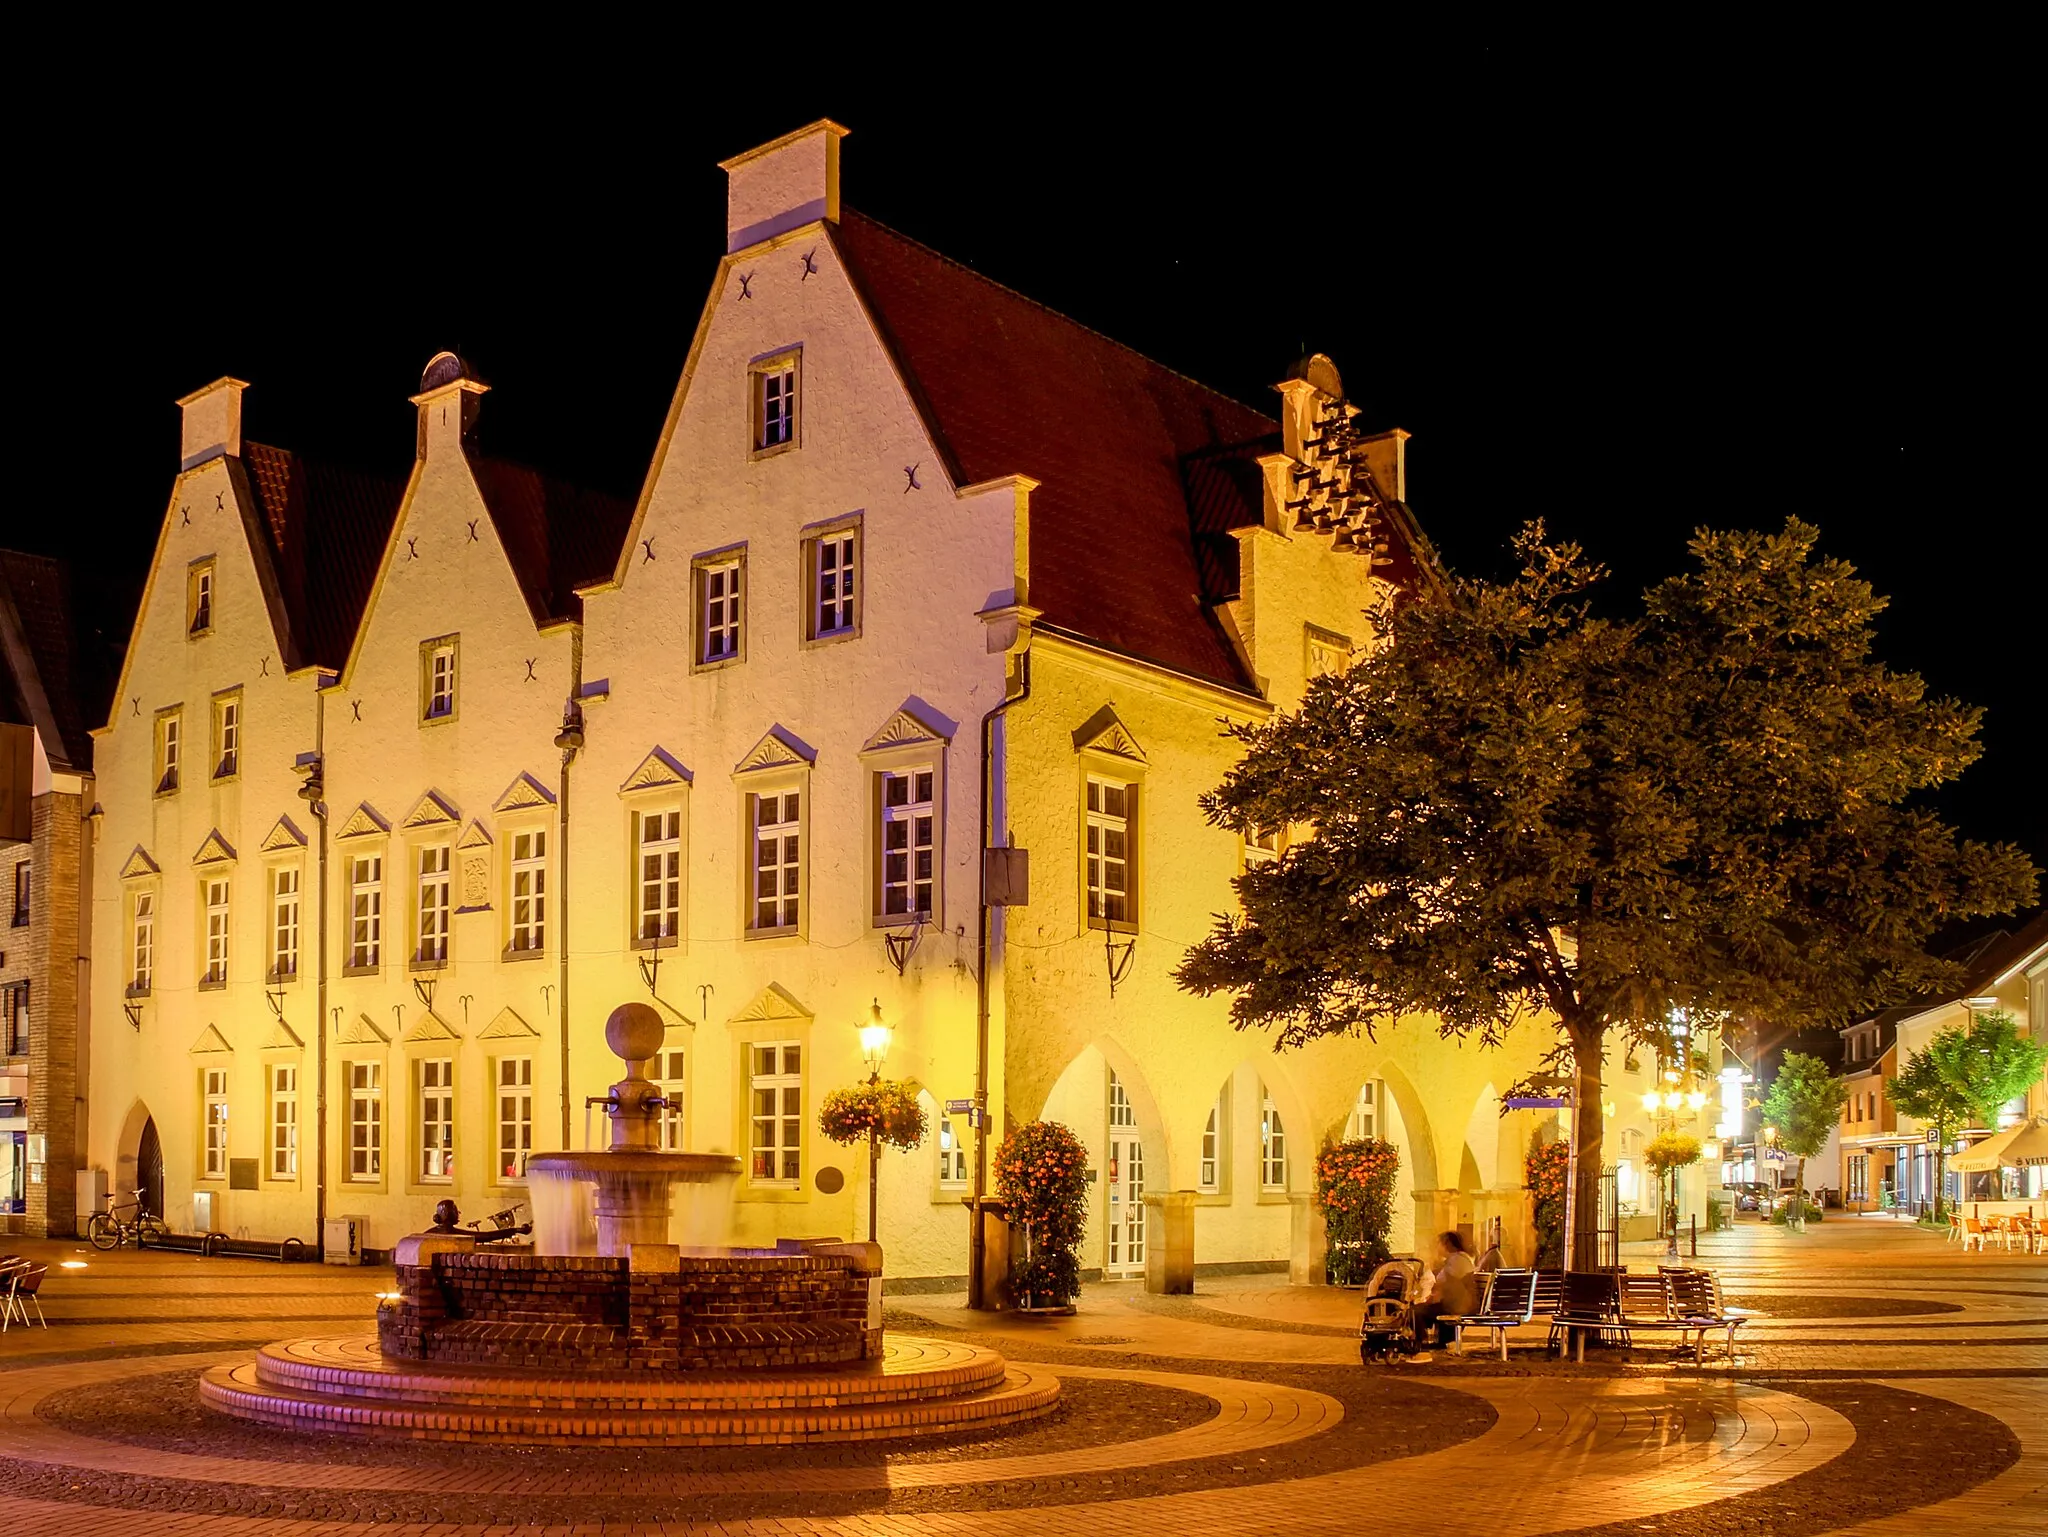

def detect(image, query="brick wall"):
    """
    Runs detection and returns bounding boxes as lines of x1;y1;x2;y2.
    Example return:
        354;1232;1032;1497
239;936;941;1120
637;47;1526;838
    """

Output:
28;790;82;1238
378;1248;883;1373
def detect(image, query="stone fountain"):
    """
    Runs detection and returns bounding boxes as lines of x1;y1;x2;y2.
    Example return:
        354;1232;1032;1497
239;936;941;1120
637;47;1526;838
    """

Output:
524;1001;740;1256
198;1001;1058;1445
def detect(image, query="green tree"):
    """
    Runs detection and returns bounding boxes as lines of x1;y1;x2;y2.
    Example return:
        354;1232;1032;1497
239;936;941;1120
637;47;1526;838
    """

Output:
1758;1052;1849;1228
1176;520;2036;1266
1891;1012;2048;1218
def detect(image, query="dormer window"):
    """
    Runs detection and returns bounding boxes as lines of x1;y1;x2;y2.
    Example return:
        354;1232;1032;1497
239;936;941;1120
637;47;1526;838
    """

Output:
421;636;459;722
188;559;215;636
750;350;800;456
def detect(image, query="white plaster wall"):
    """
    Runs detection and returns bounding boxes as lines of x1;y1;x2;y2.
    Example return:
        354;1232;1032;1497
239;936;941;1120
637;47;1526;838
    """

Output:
85;452;325;1243
577;223;1017;1276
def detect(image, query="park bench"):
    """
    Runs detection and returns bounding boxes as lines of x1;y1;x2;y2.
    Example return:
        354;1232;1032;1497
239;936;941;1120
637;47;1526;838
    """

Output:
1445;1267;1537;1360
1550;1270;1623;1360
1662;1267;1752;1362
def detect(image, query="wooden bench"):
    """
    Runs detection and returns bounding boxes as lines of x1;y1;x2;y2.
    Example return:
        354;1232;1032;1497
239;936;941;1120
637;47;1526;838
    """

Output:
1662;1266;1752;1362
1550;1271;1623;1360
1445;1268;1537;1360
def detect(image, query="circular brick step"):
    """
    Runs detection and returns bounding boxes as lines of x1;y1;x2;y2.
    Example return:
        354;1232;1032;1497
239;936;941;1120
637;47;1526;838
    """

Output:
199;1333;1059;1445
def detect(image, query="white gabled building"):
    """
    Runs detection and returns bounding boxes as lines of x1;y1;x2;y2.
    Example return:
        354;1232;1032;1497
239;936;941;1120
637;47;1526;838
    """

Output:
86;121;1556;1284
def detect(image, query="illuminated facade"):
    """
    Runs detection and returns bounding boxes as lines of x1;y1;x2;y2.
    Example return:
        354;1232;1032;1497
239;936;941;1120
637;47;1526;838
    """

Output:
84;122;1555;1281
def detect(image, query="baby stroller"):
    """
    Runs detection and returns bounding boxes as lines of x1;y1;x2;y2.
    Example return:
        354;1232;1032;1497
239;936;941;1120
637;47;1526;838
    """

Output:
1357;1256;1427;1363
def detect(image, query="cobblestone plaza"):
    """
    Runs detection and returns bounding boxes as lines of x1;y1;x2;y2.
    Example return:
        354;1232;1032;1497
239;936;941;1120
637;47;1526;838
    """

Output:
1;1216;2040;1534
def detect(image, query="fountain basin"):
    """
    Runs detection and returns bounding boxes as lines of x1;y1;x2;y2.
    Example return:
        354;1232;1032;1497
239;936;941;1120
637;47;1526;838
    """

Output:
377;1236;883;1373
525;1149;741;1256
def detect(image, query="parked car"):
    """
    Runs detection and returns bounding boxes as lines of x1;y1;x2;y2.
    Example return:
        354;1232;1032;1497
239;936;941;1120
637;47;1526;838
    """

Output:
1726;1181;1773;1213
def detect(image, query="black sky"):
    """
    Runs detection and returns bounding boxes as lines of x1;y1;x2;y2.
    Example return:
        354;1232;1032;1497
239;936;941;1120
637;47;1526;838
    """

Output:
16;56;2043;891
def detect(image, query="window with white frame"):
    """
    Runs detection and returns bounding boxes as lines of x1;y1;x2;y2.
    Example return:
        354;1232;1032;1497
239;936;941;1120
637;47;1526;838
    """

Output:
157;711;181;794
637;810;682;942
749;1042;802;1184
1345;1080;1382;1142
419;1058;453;1183
806;525;859;640
130;892;155;993
937;1112;969;1186
349;854;382;968
188;560;214;635
416;845;450;963
879;767;935;920
1242;827;1280;871
655;1048;686;1151
422;638;458;721
1085;777;1135;927
1261;1088;1287;1191
497;1057;533;1180
750;792;801;933
697;557;744;665
347;1061;381;1181
213;693;239;779
509;830;547;953
753;354;797;451
203;1067;229;1177
271;866;299;979
269;1064;297;1179
202;877;230;984
1199;1096;1224;1192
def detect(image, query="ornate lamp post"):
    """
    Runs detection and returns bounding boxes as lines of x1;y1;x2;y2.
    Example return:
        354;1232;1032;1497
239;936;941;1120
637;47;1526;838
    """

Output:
858;999;893;1243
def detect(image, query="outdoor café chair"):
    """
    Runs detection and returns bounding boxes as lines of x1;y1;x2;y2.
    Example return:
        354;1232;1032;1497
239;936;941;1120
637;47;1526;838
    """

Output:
3;1263;49;1331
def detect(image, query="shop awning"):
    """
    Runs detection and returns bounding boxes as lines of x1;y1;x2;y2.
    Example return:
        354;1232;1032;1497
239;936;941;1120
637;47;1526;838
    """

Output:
1949;1118;2048;1172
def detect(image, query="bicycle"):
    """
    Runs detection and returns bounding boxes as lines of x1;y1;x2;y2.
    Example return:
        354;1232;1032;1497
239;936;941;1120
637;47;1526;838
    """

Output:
85;1191;171;1250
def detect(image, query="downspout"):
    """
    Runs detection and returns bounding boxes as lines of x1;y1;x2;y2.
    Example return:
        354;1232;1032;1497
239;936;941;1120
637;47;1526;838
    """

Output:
970;649;1030;1308
554;630;585;1150
302;684;330;1255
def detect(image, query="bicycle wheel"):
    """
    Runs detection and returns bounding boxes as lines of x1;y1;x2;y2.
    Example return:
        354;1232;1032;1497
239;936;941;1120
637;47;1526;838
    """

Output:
87;1212;120;1250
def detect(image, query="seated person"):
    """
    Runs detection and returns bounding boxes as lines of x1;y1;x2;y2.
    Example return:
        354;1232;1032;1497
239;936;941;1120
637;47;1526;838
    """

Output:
1408;1231;1477;1358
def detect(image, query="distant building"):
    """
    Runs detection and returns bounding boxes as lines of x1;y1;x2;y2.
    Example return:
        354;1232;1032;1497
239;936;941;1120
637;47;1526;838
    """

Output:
82;122;1557;1280
1;551;105;1235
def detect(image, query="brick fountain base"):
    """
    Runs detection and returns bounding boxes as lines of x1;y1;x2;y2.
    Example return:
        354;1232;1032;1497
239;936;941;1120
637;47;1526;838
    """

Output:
200;1235;1058;1445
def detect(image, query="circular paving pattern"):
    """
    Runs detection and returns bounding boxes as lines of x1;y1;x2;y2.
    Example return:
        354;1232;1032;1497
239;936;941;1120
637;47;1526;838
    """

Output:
2;1226;2043;1535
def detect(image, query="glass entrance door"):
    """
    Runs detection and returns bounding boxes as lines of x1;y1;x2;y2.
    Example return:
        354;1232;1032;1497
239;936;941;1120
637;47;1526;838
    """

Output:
1107;1072;1146;1277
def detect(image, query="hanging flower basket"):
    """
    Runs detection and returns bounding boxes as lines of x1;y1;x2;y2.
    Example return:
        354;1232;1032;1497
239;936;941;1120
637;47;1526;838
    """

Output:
1317;1138;1401;1286
994;1120;1090;1309
1644;1131;1702;1177
817;1081;928;1152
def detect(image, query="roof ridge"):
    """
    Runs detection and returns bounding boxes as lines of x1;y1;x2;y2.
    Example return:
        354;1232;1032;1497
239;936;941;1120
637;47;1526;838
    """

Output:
839;206;1277;431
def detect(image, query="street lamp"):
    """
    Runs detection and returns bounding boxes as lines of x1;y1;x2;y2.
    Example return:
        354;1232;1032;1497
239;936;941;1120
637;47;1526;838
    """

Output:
857;999;892;1243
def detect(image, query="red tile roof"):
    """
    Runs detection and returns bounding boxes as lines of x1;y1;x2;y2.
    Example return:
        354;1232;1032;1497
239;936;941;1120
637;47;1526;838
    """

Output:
241;442;407;670
833;210;1278;691
0;549;106;771
466;453;634;627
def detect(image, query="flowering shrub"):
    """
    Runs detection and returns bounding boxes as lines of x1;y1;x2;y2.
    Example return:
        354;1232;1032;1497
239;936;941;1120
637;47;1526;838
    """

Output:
1317;1138;1400;1285
1527;1139;1570;1267
817;1081;928;1152
994;1120;1090;1307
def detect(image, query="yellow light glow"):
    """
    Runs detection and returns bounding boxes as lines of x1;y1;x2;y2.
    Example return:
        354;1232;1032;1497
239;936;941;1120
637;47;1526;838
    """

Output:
1642;1091;1663;1112
858;997;892;1067
1685;1091;1707;1111
59;1260;88;1270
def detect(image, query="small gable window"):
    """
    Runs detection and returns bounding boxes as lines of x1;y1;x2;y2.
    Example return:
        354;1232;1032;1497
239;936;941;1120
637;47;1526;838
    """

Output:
213;690;241;780
188;559;215;636
751;351;800;454
156;710;182;796
804;520;861;642
421;636;459;723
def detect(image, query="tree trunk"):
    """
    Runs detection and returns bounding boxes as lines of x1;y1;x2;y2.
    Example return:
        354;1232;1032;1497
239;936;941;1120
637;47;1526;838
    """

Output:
1568;1018;1605;1272
1791;1154;1807;1232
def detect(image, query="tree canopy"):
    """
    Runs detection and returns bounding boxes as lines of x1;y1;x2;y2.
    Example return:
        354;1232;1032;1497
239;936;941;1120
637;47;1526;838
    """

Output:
1177;518;2037;1259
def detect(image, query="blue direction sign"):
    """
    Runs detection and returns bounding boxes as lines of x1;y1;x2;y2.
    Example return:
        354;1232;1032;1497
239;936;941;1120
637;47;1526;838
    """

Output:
1503;1095;1570;1109
945;1099;974;1115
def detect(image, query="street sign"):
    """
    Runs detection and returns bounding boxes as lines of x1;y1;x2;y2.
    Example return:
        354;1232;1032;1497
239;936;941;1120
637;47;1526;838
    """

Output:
945;1099;973;1115
1504;1095;1569;1109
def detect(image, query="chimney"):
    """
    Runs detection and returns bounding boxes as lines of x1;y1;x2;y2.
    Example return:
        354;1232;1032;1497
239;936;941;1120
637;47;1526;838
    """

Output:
176;377;247;469
411;351;488;458
719;120;848;253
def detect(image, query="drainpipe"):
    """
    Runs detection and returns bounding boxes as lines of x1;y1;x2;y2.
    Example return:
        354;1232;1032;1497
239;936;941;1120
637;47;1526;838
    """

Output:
554;644;585;1150
970;650;1030;1309
299;684;331;1256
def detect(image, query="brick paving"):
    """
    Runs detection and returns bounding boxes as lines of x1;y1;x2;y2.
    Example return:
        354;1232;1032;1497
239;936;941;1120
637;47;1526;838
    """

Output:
0;1217;2041;1533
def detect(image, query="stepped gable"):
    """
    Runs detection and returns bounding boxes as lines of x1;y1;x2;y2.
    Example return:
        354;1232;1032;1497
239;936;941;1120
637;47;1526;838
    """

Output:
240;442;406;670
466;452;635;626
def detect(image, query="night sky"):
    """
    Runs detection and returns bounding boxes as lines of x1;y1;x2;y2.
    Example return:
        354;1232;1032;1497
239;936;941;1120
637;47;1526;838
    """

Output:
19;70;2042;899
